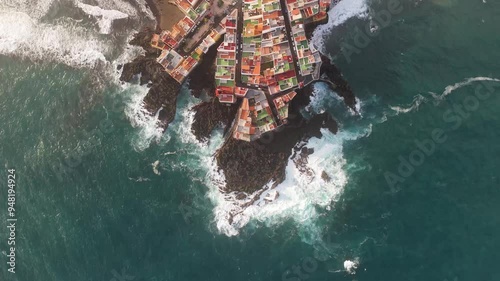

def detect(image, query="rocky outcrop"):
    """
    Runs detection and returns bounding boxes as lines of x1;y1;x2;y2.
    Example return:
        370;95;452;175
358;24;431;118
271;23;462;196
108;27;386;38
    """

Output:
215;137;289;193
185;36;236;141
191;99;239;142
214;86;340;194
319;55;357;111
304;11;358;112
128;27;161;55
120;28;181;130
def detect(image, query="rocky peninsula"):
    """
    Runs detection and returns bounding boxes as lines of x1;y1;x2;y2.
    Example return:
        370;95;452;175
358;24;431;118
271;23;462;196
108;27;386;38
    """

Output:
120;0;356;196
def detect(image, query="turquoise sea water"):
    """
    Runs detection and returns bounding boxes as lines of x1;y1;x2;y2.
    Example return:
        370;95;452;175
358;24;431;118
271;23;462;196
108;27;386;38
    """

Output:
1;0;500;280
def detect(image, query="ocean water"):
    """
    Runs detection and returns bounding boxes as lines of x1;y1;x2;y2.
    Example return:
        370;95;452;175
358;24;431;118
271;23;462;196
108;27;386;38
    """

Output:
1;0;500;280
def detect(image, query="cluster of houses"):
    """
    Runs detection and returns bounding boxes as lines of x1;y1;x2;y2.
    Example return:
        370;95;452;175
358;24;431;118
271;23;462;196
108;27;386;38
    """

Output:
233;90;277;142
150;0;226;82
214;0;330;141
242;0;300;94
214;10;242;104
273;91;297;121
214;0;330;104
231;89;297;142
285;0;330;81
150;0;333;142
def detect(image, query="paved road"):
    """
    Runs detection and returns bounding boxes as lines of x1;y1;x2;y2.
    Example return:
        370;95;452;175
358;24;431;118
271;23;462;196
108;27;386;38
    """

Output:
232;0;305;125
279;0;304;83
234;0;245;88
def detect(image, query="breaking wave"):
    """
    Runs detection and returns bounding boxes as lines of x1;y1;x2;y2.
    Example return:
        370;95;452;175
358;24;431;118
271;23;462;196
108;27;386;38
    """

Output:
389;94;426;114
0;0;151;68
194;83;375;236
147;91;366;238
76;1;129;34
207;127;371;237
311;0;369;51
438;76;500;99
389;76;500;114
0;0;160;150
0;10;111;68
185;82;389;237
122;82;166;152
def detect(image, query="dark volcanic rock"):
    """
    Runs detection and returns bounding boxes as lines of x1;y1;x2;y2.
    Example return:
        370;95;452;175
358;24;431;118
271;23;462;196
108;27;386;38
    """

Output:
304;17;328;41
191;99;239;142
120;28;181;130
186;37;223;98
120;28;224;133
321;171;331;182
215;87;339;194
302;9;357;112
319;55;357;111
129;27;160;55
215;138;289;193
187;36;233;142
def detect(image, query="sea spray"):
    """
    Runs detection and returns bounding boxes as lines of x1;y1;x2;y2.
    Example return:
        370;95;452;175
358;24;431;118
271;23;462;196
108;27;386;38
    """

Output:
0;11;111;68
0;0;151;69
311;0;369;52
389;77;500;114
76;1;129;34
123;82;166;151
203;126;371;237
162;83;380;237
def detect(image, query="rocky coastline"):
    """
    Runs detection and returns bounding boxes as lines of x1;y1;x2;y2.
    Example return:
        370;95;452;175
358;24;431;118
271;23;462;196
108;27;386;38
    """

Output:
119;2;356;196
119;28;181;129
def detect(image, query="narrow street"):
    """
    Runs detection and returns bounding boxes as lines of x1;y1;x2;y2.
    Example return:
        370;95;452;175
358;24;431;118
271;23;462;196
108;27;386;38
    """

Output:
234;0;244;87
279;0;303;82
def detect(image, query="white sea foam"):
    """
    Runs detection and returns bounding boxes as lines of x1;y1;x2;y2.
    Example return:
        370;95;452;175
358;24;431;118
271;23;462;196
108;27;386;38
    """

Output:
152;160;161;175
173;94;204;146
389;77;500;114
122;82;166;151
439;77;500;99
389;94;426;114
205;127;369;237
0;11;111;68
129;176;151;182
127;0;156;20
1;0;159;151
76;1;129;34
311;0;369;51
1;0;55;20
344;258;359;274
90;0;141;19
309;82;341;113
0;0;151;68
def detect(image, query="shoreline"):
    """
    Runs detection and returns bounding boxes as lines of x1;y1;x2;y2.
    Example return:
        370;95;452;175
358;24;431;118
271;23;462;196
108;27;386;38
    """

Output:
120;0;356;193
118;0;358;233
144;0;161;30
144;0;186;31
